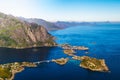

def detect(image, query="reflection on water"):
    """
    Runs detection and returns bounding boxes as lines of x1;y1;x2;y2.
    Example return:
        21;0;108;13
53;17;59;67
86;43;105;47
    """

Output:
0;47;54;64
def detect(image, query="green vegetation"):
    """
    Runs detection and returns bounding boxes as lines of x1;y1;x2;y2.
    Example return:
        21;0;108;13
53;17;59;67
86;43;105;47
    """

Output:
34;39;56;47
72;56;109;72
0;62;37;80
45;37;56;46
0;12;56;48
0;34;17;47
81;57;102;68
79;56;109;71
0;65;12;79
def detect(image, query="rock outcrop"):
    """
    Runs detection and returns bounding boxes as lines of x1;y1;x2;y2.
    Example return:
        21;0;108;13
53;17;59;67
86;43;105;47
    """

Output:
52;58;69;65
0;12;56;48
63;49;76;56
72;56;109;72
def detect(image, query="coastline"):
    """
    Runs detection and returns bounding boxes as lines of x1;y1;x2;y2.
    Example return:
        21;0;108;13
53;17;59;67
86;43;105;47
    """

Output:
9;68;24;80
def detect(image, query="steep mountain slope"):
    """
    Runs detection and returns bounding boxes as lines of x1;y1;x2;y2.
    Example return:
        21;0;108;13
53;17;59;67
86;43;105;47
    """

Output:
0;12;56;48
19;17;61;31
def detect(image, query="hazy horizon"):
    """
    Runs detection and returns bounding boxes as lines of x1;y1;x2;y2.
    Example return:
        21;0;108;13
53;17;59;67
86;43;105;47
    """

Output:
0;0;120;22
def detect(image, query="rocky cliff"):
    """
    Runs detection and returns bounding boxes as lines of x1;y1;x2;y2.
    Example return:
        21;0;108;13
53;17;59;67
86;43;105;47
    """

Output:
19;17;61;31
0;12;56;48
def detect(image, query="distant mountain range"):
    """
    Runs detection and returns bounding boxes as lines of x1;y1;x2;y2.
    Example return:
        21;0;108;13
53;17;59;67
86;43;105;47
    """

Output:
18;17;62;31
54;21;95;28
1;12;120;31
54;21;120;28
18;17;120;31
18;18;96;30
0;12;120;48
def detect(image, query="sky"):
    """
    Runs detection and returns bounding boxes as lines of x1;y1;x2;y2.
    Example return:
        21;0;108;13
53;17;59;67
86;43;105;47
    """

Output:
0;0;120;21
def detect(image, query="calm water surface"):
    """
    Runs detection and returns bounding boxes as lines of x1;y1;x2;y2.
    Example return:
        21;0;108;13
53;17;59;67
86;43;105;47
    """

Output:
0;24;120;80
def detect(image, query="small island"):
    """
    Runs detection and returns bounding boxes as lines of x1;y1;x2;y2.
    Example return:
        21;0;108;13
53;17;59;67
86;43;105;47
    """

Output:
0;56;110;80
72;56;109;72
64;49;76;56
61;44;89;50
52;58;69;65
0;62;37;80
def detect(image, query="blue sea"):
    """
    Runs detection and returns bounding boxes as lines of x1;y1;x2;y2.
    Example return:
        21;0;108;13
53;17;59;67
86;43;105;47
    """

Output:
0;24;120;80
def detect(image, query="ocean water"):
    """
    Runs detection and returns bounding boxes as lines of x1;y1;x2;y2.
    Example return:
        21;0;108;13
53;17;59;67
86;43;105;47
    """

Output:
0;24;120;80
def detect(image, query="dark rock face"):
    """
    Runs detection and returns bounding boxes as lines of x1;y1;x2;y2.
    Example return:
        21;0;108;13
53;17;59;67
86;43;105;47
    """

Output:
0;12;56;48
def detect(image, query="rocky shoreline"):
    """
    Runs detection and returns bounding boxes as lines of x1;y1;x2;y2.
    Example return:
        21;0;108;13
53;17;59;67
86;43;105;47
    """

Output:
61;44;109;72
0;62;37;80
63;49;76;56
52;58;69;65
0;44;110;80
60;44;89;50
72;56;109;72
0;56;109;80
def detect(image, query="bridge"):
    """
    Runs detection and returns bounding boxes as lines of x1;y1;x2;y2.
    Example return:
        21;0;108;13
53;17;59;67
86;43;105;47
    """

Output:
33;60;51;64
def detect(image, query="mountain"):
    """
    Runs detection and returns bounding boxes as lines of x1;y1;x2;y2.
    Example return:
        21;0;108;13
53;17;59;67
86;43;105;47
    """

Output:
19;17;61;31
0;12;56;48
54;21;120;28
19;17;120;31
54;21;95;28
19;18;96;30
